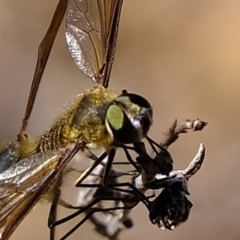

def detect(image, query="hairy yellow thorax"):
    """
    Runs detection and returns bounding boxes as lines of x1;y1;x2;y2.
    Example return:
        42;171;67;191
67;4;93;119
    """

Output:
36;87;119;152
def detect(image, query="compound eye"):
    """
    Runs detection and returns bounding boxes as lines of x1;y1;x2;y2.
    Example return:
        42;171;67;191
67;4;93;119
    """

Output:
120;92;153;119
105;92;153;144
106;104;142;144
105;104;124;132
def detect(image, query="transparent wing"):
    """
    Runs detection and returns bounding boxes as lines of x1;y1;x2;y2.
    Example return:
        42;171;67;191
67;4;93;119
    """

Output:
0;143;79;240
0;142;20;174
19;0;68;136
66;0;123;86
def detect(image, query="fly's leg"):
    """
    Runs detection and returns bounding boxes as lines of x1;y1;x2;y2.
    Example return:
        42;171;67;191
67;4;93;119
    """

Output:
87;149;139;183
60;203;138;240
59;185;155;239
49;181;152;228
49;195;138;228
75;151;108;186
48;174;63;240
79;182;155;202
122;147;141;171
103;149;116;185
146;136;167;153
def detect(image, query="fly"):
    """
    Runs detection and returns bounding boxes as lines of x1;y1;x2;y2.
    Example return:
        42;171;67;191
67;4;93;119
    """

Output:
0;0;154;239
19;0;153;184
0;0;208;239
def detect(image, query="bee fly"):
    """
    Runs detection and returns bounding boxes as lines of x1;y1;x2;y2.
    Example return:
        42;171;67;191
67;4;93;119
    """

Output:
0;0;155;239
0;0;207;239
21;0;154;185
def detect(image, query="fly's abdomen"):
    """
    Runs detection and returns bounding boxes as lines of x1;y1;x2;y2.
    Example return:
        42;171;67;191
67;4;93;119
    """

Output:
36;117;71;152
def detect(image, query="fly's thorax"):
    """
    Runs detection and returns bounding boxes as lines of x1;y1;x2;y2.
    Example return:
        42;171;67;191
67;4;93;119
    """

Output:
105;92;153;144
36;88;118;152
69;87;119;148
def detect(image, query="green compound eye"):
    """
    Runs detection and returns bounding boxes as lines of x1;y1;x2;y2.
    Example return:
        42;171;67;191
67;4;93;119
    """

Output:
105;92;153;144
106;103;139;144
106;105;124;131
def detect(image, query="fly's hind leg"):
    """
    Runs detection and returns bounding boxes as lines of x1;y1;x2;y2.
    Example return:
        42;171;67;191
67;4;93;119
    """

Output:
48;173;63;240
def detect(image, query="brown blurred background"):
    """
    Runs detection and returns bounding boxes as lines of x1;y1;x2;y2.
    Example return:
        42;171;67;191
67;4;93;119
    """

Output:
1;0;240;239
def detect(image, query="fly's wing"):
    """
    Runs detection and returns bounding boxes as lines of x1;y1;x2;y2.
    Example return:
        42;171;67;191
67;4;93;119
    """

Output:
0;143;80;240
0;142;20;174
65;0;123;87
19;0;68;136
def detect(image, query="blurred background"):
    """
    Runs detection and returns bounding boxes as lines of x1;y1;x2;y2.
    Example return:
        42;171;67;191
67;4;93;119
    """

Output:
0;0;240;239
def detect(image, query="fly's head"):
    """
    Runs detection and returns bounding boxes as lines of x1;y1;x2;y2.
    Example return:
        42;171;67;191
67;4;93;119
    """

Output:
105;90;153;144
